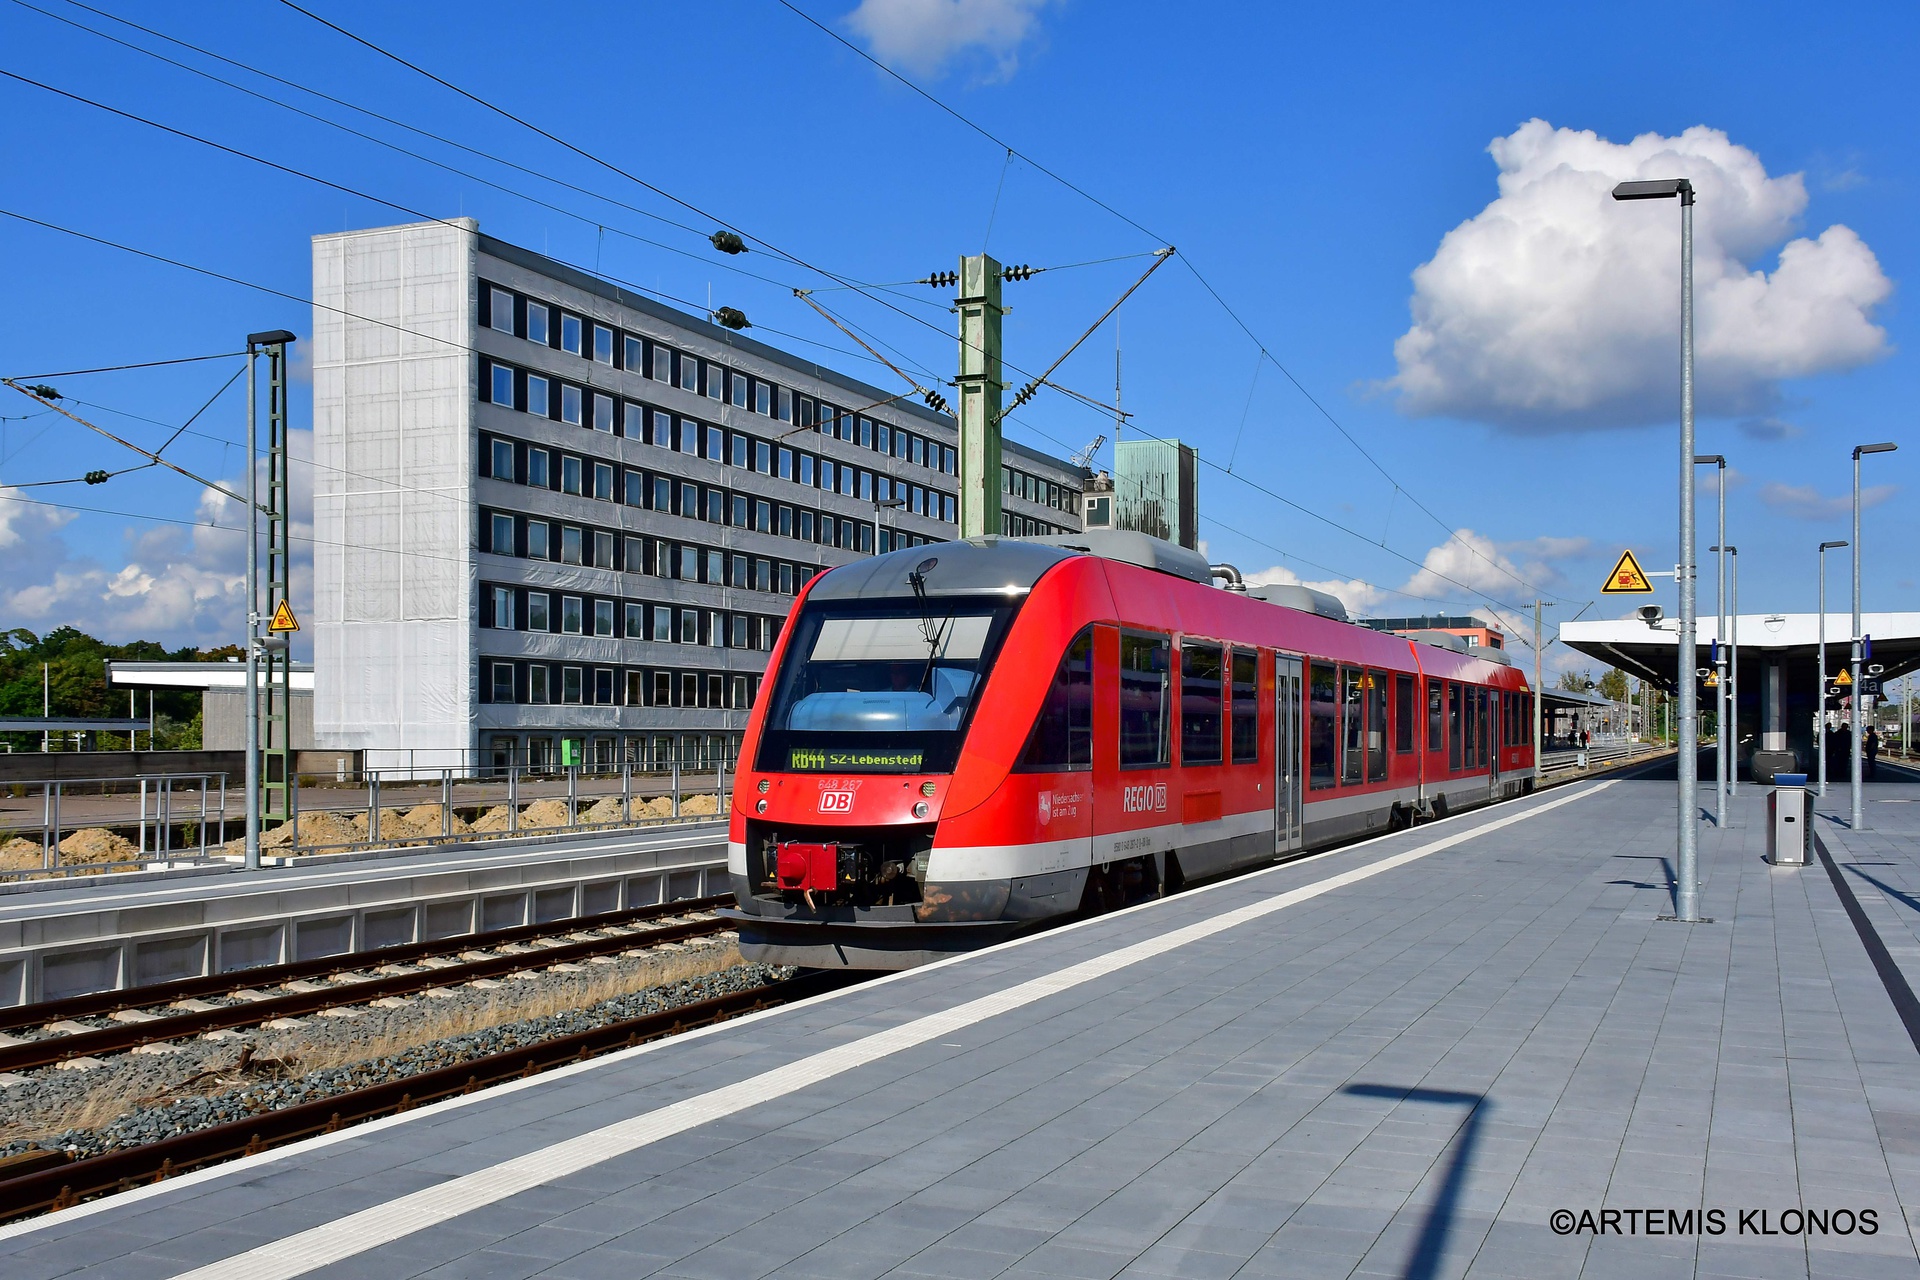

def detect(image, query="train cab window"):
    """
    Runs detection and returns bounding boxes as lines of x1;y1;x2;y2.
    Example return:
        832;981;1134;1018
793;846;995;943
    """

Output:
1015;628;1094;772
1367;669;1388;782
1180;643;1224;766
1309;663;1337;790
1394;674;1415;754
1230;648;1259;763
1119;632;1172;768
1341;667;1365;785
1427;680;1443;752
1448;682;1463;771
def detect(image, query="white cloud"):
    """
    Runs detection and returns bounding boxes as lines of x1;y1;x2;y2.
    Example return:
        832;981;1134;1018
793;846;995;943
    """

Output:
1390;120;1893;432
846;0;1052;79
1736;416;1801;442
1245;528;1591;648
1758;481;1895;521
0;430;314;652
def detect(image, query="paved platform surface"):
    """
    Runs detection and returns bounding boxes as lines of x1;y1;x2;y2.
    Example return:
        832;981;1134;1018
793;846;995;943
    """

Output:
5;770;1920;1279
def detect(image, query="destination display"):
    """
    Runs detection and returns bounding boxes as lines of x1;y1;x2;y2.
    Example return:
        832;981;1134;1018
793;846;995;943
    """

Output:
787;747;926;772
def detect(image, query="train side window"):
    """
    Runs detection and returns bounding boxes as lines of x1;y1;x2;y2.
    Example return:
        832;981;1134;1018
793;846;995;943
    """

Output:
1119;632;1171;768
1477;687;1490;766
1341;667;1365;785
1309;663;1337;790
1367;668;1388;782
1427;680;1443;752
1394;674;1415;754
1448;681;1463;771
1180;643;1224;766
1230;648;1259;763
1015;628;1094;773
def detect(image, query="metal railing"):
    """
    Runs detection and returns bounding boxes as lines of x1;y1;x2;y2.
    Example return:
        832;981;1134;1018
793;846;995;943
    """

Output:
0;772;229;881
1539;739;1654;777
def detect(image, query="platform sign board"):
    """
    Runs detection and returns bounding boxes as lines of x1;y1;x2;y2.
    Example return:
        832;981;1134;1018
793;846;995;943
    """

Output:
1601;550;1654;594
268;600;300;633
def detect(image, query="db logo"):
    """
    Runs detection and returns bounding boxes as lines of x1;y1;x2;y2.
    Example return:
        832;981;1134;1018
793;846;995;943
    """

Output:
1122;784;1167;814
818;790;857;814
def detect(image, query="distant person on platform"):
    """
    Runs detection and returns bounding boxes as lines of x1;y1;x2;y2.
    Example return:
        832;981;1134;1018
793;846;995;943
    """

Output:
1865;726;1880;779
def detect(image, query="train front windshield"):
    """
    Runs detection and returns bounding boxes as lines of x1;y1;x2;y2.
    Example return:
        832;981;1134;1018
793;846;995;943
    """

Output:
756;596;1021;775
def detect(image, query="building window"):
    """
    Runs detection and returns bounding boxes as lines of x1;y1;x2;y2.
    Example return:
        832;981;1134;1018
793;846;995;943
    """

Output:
593;531;614;567
492;585;514;630
625;602;644;638
561;596;583;635
705;549;724;584
626;672;644;705
562;667;583;704
680;357;698;393
489;513;514;555
679;608;697;644
527;592;550;632
595;669;614;704
679;419;699;455
652;672;672;706
560;314;582;355
623;334;643;370
594;600;614;637
650;410;671;446
651;344;672;382
527;447;549;488
731;494;748;527
490;363;514;407
594;393;613;432
654;539;672;579
527;302;549;345
653;608;673;642
706;674;724;707
678;481;697;517
731;675;749;709
561;385;582;425
731;553;747;587
529;665;550;704
706;490;724;524
756;383;771;416
624;534;644;571
594;462;614;501
779;563;795;594
488;438;513;481
730;376;747;409
730;615;748;648
527;521;549;559
491;662;515;703
526;375;549;418
562;456;583;495
705;425;723;460
682;673;700;707
489;288;514;334
755;499;772;532
592;324;613;364
561;526;582;565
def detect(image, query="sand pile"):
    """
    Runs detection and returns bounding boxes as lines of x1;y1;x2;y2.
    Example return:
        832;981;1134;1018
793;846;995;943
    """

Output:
518;799;573;829
680;793;721;816
470;804;515;832
0;836;48;872
58;828;139;864
402;804;470;835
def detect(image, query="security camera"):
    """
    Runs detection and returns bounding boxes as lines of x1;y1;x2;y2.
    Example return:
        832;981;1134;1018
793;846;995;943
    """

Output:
1637;605;1664;627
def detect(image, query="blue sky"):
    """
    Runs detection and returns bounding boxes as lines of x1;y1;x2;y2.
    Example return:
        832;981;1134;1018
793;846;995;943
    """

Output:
0;0;1911;673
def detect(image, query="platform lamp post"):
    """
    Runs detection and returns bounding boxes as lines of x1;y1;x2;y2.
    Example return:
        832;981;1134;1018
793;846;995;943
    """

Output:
1697;454;1727;823
1614;176;1701;922
243;329;297;872
1818;541;1848;797
1711;546;1738;799
1852;441;1898;831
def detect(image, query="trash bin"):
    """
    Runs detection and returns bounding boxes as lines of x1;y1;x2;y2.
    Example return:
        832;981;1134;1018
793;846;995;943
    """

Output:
1768;772;1810;866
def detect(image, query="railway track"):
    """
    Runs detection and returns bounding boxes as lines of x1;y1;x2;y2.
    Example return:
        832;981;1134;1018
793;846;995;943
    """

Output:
0;895;734;1074
0;968;859;1223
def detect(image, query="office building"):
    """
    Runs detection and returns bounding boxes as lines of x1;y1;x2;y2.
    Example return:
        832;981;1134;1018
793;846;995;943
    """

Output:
311;220;1086;774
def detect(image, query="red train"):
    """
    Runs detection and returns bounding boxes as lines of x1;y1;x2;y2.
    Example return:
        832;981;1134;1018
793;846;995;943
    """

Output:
722;532;1535;968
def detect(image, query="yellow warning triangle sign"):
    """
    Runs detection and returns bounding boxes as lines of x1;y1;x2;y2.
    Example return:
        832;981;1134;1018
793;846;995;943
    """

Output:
1704;672;1719;687
268;600;300;633
1835;668;1852;686
1601;549;1654;594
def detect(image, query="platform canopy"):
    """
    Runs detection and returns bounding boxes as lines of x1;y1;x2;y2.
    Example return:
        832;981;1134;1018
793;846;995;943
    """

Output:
1561;612;1920;693
104;660;315;692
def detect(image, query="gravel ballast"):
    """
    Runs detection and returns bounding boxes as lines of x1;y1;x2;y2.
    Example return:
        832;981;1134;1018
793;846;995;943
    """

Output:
0;936;786;1164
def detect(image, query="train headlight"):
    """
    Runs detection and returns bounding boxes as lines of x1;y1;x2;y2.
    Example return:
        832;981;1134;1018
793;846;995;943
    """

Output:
912;802;929;819
755;799;768;814
920;782;937;797
757;779;770;794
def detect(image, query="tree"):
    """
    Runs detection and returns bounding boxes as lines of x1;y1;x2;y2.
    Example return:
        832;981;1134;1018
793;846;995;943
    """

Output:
0;627;207;752
1556;668;1593;693
1597;668;1630;702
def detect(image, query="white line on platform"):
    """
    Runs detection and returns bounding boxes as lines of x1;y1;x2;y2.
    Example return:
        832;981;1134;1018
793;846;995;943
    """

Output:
116;779;1611;1280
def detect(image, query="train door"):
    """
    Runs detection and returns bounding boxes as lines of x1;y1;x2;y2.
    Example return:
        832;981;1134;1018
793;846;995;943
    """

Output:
1274;654;1302;853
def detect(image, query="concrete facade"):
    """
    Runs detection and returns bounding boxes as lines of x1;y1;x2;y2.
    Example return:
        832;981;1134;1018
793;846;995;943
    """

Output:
312;221;1086;775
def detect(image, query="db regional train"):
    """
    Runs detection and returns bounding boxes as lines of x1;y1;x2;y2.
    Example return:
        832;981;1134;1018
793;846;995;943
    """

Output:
721;531;1535;969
